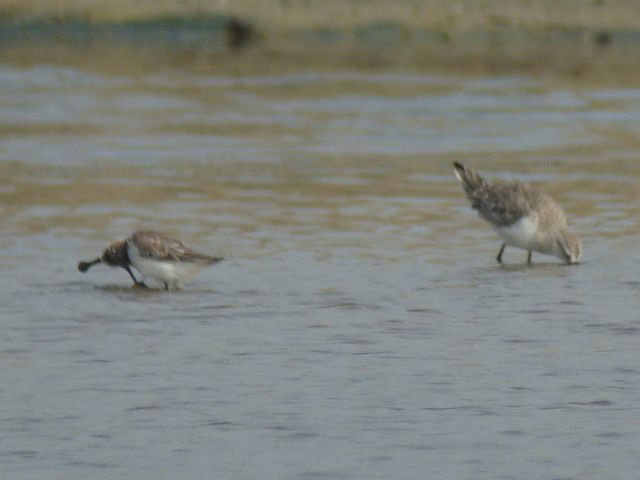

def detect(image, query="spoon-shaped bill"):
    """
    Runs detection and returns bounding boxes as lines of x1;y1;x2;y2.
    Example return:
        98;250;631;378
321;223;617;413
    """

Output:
78;258;101;272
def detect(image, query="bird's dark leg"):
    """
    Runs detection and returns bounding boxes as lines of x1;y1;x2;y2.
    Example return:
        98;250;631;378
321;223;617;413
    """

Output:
163;282;170;291
496;244;506;263
527;251;532;265
123;265;147;288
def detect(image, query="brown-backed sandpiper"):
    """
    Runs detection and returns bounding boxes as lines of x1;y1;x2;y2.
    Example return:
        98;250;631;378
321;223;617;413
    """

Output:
453;162;582;265
78;230;222;289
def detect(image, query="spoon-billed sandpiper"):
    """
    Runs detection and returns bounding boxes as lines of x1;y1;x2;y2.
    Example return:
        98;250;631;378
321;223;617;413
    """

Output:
453;162;582;265
78;230;222;290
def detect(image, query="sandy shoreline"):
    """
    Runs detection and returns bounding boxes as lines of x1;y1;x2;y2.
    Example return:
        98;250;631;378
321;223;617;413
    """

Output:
0;0;638;80
2;0;639;31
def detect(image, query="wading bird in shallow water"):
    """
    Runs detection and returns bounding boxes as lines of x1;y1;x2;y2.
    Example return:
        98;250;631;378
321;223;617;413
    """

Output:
78;230;222;290
453;162;582;265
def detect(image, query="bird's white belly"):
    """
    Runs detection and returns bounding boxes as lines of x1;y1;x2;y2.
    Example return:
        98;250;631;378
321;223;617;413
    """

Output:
132;257;178;283
128;243;201;287
494;217;541;251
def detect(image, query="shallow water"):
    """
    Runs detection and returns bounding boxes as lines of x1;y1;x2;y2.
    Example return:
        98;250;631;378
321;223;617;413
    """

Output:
1;62;640;479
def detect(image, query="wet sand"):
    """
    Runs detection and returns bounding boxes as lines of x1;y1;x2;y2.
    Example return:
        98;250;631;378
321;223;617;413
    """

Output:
2;65;640;479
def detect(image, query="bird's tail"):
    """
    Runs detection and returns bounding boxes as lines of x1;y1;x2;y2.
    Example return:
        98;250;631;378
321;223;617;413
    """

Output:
453;162;487;195
206;256;223;265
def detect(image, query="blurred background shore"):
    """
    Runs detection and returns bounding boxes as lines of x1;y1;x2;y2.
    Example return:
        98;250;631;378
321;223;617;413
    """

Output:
1;0;639;80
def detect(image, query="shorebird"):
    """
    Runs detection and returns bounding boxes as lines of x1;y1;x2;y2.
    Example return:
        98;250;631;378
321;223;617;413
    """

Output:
453;162;582;265
78;230;222;290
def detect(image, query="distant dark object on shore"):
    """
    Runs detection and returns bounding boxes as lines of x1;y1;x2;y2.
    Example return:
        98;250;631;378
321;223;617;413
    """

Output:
224;16;255;51
594;30;612;47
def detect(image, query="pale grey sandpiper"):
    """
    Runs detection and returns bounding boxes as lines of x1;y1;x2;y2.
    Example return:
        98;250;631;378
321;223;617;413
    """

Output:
453;162;582;265
78;230;222;290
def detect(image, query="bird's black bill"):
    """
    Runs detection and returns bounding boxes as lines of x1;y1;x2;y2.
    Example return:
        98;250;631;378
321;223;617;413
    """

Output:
78;258;101;272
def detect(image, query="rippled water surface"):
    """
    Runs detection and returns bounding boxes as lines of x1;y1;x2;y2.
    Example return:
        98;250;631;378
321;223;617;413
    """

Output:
2;62;640;479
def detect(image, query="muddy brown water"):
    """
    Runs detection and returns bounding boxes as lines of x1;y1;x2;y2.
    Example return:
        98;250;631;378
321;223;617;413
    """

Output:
1;62;640;479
